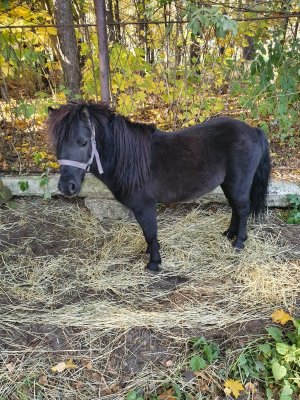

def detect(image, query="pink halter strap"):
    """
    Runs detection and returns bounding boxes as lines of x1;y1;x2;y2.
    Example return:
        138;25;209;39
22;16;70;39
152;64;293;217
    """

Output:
58;123;104;175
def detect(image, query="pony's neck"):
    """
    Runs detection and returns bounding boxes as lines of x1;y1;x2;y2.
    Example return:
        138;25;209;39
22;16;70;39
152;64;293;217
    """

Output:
90;118;115;180
103;114;153;192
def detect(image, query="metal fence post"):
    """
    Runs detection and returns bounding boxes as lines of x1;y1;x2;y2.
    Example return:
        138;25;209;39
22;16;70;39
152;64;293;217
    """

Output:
94;0;111;104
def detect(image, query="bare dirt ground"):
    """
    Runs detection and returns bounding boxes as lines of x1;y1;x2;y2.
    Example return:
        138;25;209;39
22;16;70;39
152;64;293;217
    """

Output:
0;197;299;399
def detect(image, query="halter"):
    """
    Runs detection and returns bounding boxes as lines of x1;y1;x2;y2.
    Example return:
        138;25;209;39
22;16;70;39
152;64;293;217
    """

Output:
58;121;104;175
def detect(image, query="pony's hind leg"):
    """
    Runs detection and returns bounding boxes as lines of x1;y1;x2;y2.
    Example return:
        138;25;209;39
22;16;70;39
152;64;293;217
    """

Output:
223;213;238;240
221;182;250;249
132;203;161;271
221;183;238;240
232;200;249;249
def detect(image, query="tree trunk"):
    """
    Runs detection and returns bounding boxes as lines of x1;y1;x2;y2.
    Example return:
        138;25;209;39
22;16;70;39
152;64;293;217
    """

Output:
133;0;153;63
281;0;291;44
106;0;117;43
114;0;121;42
94;0;111;104
53;0;81;99
40;0;61;63
243;36;255;60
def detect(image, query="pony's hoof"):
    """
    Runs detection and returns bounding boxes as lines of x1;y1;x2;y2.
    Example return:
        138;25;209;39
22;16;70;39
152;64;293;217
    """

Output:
232;240;244;250
146;261;160;272
223;230;235;240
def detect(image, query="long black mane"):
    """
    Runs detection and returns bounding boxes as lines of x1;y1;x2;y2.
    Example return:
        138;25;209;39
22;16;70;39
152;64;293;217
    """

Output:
48;101;156;192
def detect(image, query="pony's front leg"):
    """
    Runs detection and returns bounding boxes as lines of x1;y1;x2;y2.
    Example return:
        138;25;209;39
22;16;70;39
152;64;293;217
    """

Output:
132;205;161;271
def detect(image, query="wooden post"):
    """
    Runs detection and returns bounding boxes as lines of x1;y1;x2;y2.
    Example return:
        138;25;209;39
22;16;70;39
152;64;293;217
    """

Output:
94;0;111;104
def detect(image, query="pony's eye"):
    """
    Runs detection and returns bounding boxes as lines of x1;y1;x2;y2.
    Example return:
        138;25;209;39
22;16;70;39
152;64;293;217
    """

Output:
81;140;88;147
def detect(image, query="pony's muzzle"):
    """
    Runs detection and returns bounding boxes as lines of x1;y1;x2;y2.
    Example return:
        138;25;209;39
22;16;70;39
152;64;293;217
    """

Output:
58;179;79;197
68;181;77;195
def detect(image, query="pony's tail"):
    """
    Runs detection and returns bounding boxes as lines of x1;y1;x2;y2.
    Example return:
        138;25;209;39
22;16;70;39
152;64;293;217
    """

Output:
250;128;271;218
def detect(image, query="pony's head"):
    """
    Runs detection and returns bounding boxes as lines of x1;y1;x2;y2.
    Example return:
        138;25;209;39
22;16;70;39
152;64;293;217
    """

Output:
48;103;99;197
48;101;155;197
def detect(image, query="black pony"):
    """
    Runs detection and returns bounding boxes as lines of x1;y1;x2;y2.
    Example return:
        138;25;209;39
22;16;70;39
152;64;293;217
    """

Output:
48;102;270;271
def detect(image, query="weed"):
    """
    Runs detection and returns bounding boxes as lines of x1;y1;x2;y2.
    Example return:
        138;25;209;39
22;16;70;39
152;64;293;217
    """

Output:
285;194;300;224
189;336;220;372
230;311;300;399
39;170;51;200
18;180;29;192
126;311;299;400
126;389;144;400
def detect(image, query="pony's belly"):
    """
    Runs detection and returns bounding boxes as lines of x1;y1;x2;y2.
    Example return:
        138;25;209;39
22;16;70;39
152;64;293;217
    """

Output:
156;178;223;203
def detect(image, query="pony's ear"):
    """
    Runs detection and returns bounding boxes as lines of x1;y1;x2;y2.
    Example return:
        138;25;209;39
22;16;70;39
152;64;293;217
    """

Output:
48;106;56;115
81;107;90;121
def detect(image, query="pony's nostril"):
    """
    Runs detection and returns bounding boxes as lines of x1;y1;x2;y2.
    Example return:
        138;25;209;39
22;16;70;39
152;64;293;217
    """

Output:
68;182;77;194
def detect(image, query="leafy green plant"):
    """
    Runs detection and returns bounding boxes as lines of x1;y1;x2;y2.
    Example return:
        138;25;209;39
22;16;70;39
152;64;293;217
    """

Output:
39;170;51;200
230;310;300;400
18;180;29;192
185;5;238;37
238;31;300;145
13;101;35;119
126;389;144;400
189;336;220;372
285;194;300;224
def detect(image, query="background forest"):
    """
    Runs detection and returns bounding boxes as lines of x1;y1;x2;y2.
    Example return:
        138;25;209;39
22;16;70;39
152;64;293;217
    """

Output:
0;0;299;173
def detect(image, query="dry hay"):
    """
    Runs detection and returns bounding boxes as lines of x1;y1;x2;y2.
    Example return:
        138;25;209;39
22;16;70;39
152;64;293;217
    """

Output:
0;198;299;399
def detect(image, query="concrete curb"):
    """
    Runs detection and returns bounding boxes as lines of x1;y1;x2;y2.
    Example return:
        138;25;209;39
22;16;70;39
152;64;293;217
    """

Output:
1;173;299;207
1;173;113;199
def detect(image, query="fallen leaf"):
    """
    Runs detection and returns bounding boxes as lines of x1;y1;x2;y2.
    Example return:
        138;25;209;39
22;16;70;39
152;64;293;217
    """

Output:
224;379;244;398
165;360;173;367
196;376;209;393
74;380;84;389
6;363;14;373
158;388;177;400
104;383;119;395
224;386;232;396
51;361;66;373
91;371;103;382
183;370;195;382
82;358;93;370
46;161;60;169
245;381;256;393
85;360;93;370
38;375;48;385
51;358;77;372
271;309;293;325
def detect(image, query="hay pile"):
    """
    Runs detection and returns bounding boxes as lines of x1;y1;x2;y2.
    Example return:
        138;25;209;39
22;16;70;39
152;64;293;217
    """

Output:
0;198;299;399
